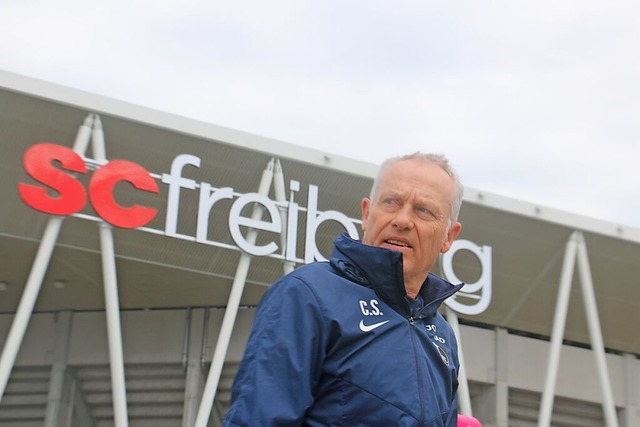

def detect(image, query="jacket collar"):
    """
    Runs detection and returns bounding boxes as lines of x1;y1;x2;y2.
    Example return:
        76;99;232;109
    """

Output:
330;233;464;318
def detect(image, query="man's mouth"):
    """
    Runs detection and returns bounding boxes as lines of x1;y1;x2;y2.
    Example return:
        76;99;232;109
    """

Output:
385;239;411;248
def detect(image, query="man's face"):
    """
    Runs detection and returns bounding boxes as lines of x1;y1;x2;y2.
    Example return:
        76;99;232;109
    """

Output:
361;158;462;289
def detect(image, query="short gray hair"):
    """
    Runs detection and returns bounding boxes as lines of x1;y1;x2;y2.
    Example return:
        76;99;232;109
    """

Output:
369;152;464;227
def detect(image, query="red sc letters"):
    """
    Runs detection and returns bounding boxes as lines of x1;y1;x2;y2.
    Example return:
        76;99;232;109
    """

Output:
18;143;159;229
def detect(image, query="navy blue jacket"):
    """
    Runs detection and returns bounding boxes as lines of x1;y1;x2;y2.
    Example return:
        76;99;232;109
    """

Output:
224;233;464;426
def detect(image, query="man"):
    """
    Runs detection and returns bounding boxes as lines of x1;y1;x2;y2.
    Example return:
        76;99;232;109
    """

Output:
224;152;464;426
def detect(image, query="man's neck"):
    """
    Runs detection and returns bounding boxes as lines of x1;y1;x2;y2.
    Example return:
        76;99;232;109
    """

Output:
405;274;427;300
405;285;421;299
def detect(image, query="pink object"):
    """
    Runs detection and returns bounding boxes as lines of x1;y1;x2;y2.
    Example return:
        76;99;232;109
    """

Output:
457;414;483;427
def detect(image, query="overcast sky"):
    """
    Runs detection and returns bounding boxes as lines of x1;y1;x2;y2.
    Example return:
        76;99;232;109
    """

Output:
2;1;639;229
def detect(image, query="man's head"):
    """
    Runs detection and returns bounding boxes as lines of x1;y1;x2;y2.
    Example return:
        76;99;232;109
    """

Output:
361;152;463;296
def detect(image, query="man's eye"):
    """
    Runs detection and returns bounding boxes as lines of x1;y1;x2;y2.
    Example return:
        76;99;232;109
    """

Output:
416;206;432;216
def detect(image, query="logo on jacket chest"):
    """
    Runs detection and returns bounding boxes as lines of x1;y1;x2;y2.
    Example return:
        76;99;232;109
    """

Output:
425;324;446;344
358;299;389;332
426;324;450;366
359;299;384;317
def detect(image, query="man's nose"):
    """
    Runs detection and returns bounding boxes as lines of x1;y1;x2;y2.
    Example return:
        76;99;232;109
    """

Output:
392;205;414;230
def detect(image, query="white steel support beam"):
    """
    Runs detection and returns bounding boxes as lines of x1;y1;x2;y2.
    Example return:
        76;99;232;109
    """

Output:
274;159;295;275
93;116;129;427
99;222;129;427
539;231;620;427
0;217;63;401
0;114;94;402
194;159;275;427
445;307;472;416
538;231;579;427
575;232;619;427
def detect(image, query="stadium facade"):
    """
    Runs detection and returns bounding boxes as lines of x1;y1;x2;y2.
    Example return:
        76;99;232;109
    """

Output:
1;70;639;427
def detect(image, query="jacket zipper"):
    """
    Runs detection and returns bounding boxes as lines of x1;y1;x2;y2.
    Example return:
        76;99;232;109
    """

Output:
408;315;425;425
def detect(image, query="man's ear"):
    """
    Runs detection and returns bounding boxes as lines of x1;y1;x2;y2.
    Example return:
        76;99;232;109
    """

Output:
361;198;371;233
440;221;462;253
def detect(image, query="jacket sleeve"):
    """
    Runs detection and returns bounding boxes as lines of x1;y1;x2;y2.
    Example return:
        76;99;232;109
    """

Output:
445;393;459;427
223;274;326;426
445;323;460;427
